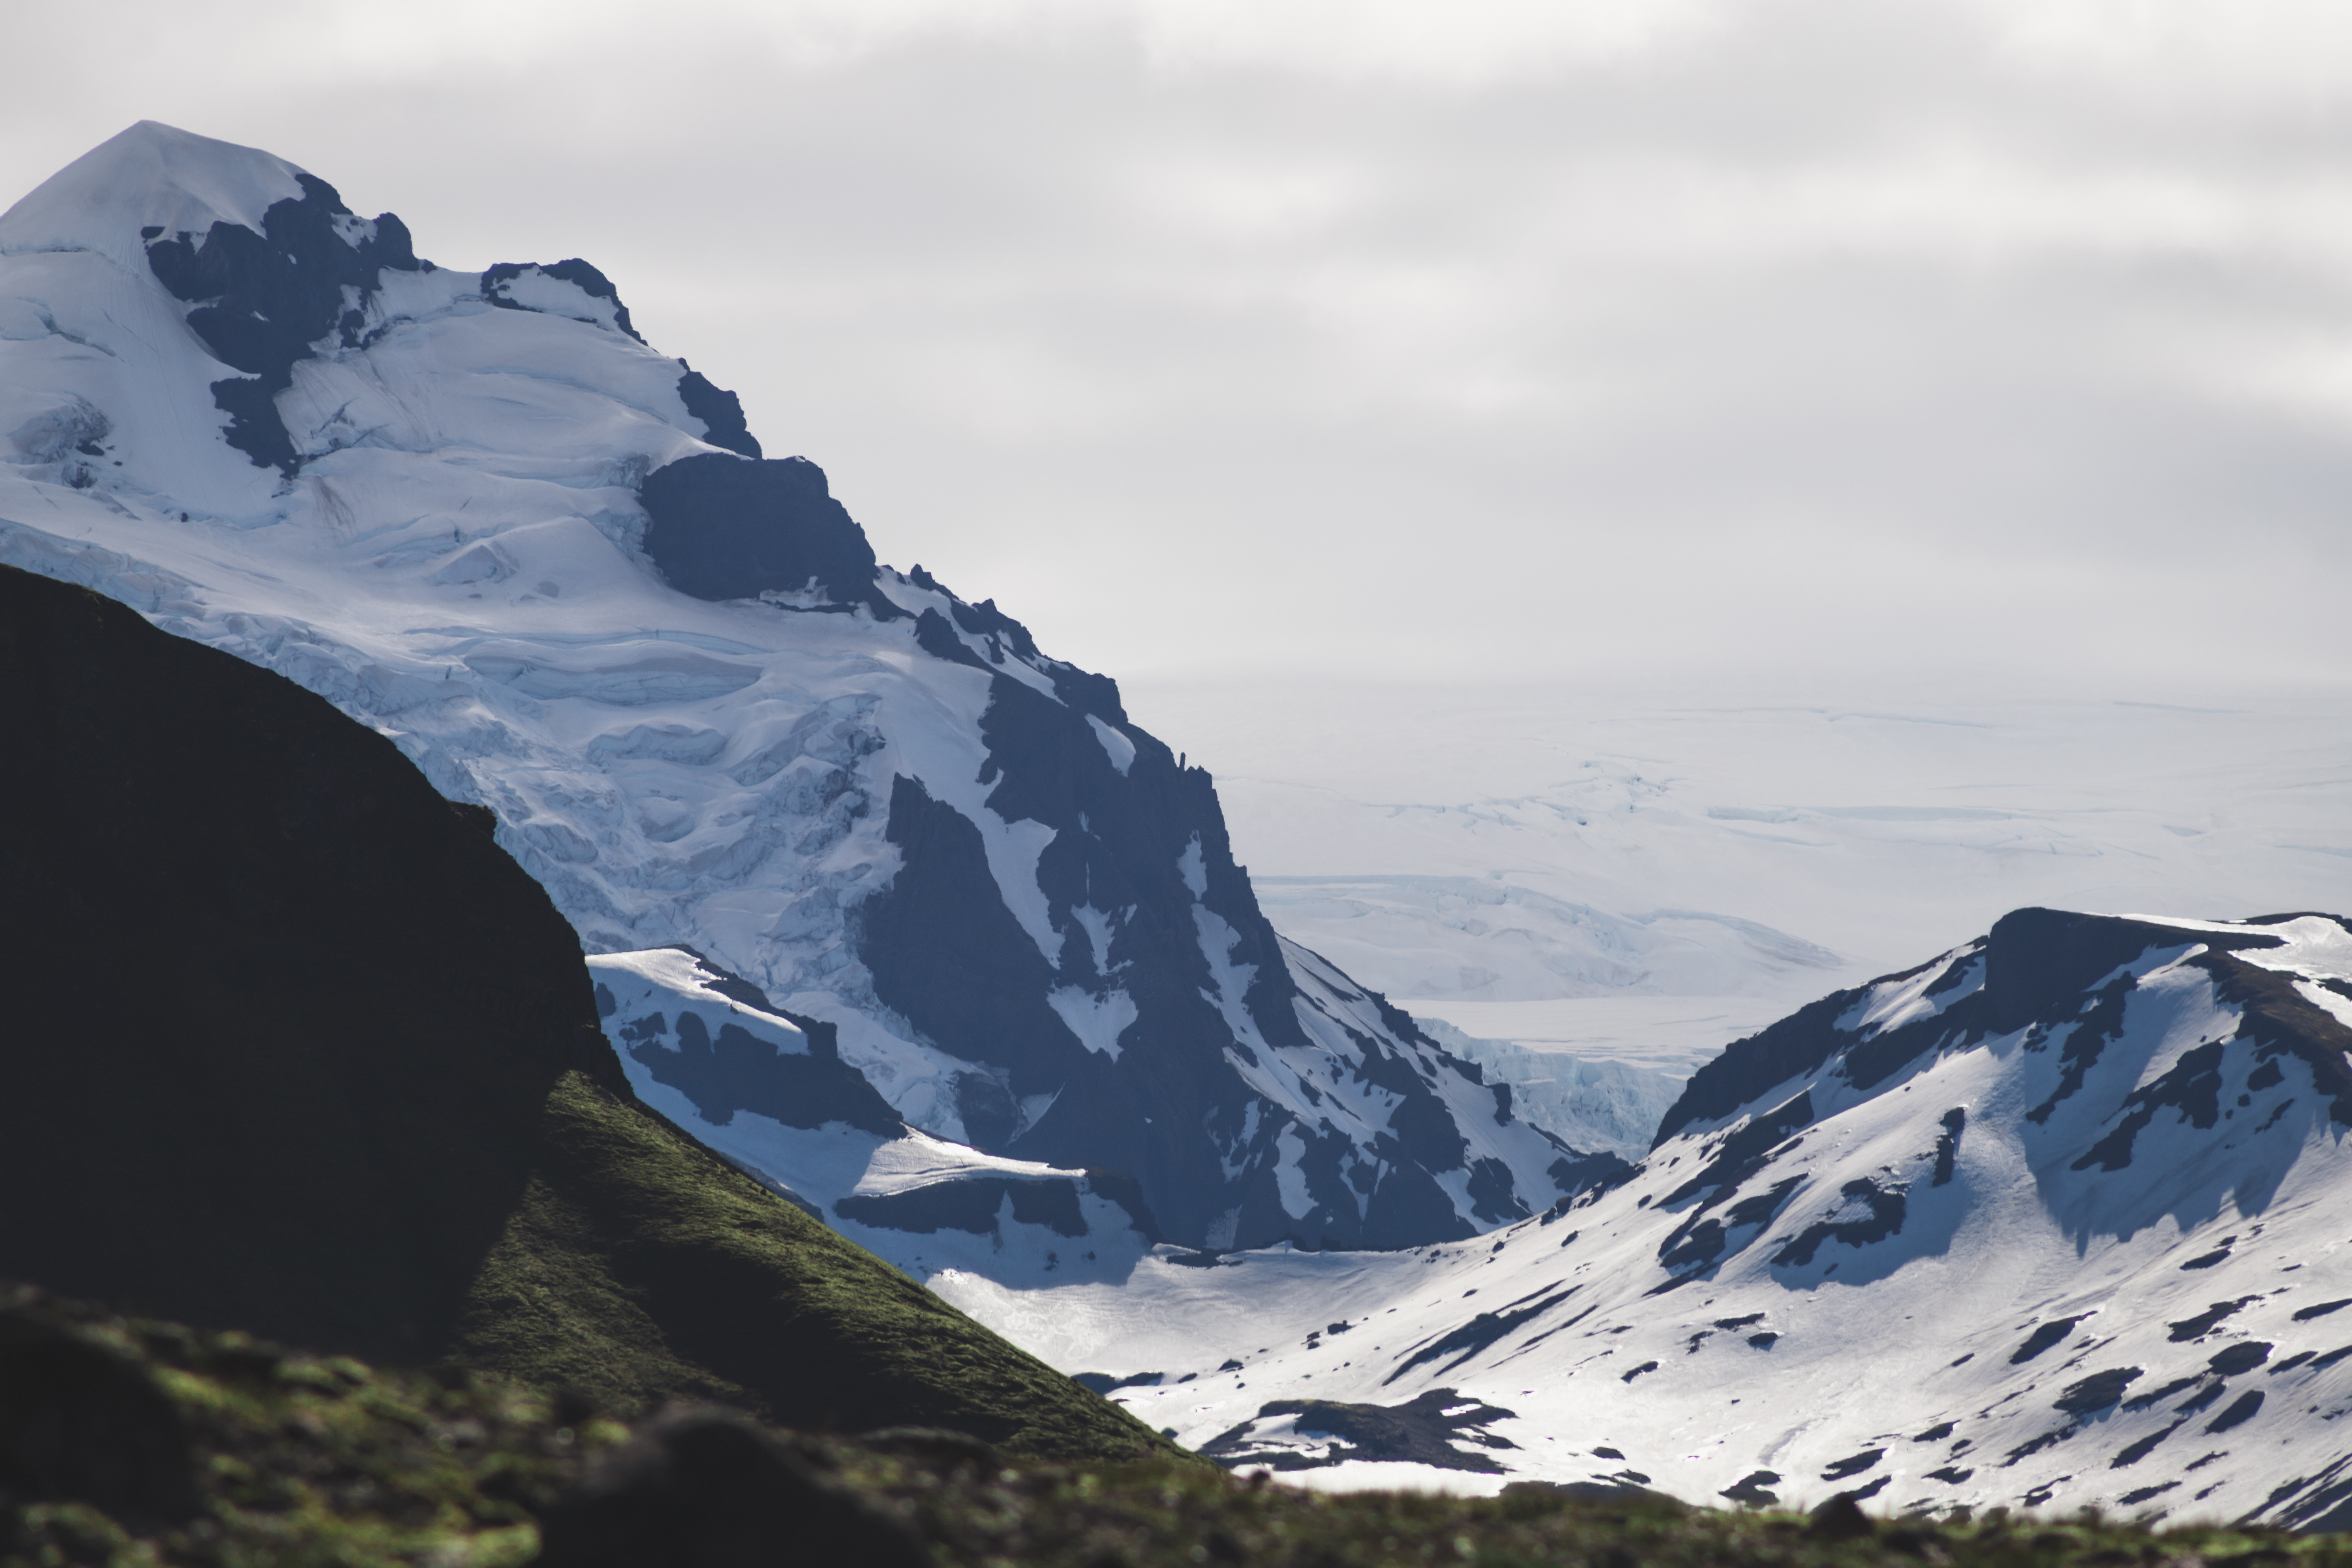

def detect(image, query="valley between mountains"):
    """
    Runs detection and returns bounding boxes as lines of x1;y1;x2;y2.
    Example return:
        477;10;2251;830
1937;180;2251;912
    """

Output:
6;119;2352;1537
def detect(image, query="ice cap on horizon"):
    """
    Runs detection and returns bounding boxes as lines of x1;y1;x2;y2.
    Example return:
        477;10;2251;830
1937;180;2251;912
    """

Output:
0;121;311;273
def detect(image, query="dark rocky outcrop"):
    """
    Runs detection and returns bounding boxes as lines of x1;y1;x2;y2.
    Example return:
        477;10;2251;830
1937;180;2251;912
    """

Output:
852;648;1508;1251
482;257;642;340
676;364;762;458
639;452;888;608
1200;1389;1521;1473
144;173;428;473
1655;908;2327;1148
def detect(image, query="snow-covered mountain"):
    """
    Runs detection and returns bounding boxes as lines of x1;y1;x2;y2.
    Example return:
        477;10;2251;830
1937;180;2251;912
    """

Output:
590;944;1168;1284
0;121;1613;1257
935;908;2352;1526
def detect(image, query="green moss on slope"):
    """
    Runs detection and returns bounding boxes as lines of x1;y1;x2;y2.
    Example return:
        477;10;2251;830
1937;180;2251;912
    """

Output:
9;1287;2351;1568
458;1071;1174;1461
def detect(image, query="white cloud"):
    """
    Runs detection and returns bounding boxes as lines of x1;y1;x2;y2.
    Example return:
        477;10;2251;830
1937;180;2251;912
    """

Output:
3;0;2350;689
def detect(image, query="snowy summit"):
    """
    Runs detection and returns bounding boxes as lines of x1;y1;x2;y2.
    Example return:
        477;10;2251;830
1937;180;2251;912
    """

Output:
0;121;1611;1266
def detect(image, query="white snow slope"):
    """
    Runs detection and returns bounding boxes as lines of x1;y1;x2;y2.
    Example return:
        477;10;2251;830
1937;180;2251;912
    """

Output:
588;946;1164;1285
0;121;1591;1259
935;910;2352;1528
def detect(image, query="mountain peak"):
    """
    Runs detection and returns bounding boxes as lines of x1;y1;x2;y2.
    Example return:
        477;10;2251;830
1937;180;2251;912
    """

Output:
0;122;309;273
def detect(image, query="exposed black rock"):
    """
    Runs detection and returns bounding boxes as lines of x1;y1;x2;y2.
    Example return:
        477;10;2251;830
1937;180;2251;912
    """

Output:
2072;1041;2226;1172
834;1178;1090;1239
1200;1389;1519;1474
2053;1368;2142;1415
1383;1285;1578;1385
1660;1095;1813;1210
2011;1317;2089;1366
2195;949;2352;1126
2208;1341;2271;1376
1072;1372;1165;1395
145;173;427;474
676;364;762;457
1719;1470;1781;1506
1772;1178;1906;1268
860;772;1081;1107
639;453;885;608
2110;1418;2188;1468
2121;1375;2203;1413
482;258;642;341
2205;1390;2265;1434
850;643;1548;1251
1655;1176;1802;1278
1655;908;2297;1149
1931;1107;1967;1185
622;1003;904;1137
2168;1299;2257;1343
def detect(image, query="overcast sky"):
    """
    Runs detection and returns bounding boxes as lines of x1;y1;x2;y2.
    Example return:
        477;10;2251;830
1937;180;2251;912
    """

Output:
9;0;2352;695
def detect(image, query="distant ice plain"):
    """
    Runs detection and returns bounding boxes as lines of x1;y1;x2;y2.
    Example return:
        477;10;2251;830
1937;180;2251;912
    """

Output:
1128;676;2352;1124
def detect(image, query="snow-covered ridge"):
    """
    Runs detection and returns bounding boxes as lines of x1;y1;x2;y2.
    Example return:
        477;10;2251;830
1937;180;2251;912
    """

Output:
937;908;2352;1525
0;120;1608;1260
590;946;1165;1283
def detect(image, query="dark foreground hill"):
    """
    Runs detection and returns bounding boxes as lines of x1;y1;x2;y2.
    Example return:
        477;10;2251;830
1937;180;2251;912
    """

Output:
6;1286;2340;1568
0;562;1162;1461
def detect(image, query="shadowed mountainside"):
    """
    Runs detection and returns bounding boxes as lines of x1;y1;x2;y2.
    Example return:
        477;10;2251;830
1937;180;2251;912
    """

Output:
0;562;1168;1461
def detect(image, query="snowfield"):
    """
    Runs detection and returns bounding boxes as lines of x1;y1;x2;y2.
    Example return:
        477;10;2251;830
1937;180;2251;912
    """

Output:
937;911;2352;1526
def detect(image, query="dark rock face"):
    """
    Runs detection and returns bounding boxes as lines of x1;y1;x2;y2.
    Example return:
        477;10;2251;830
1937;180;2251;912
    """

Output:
676;365;762;457
1200;1389;1520;1473
144;174;427;474
639;452;887;608
1628;906;2352;1299
482;258;642;341
1656;907;2320;1148
614;986;905;1139
1383;1285;1581;1385
587;945;1170;1254
0;562;615;1360
850;614;1558;1251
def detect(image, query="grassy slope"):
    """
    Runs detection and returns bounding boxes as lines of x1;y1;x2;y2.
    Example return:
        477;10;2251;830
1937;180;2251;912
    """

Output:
460;1070;1171;1460
0;563;1165;1462
8;1287;2348;1568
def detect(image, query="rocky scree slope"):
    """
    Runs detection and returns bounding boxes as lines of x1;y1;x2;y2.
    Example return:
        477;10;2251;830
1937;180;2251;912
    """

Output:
0;561;1170;1462
0;120;1610;1257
